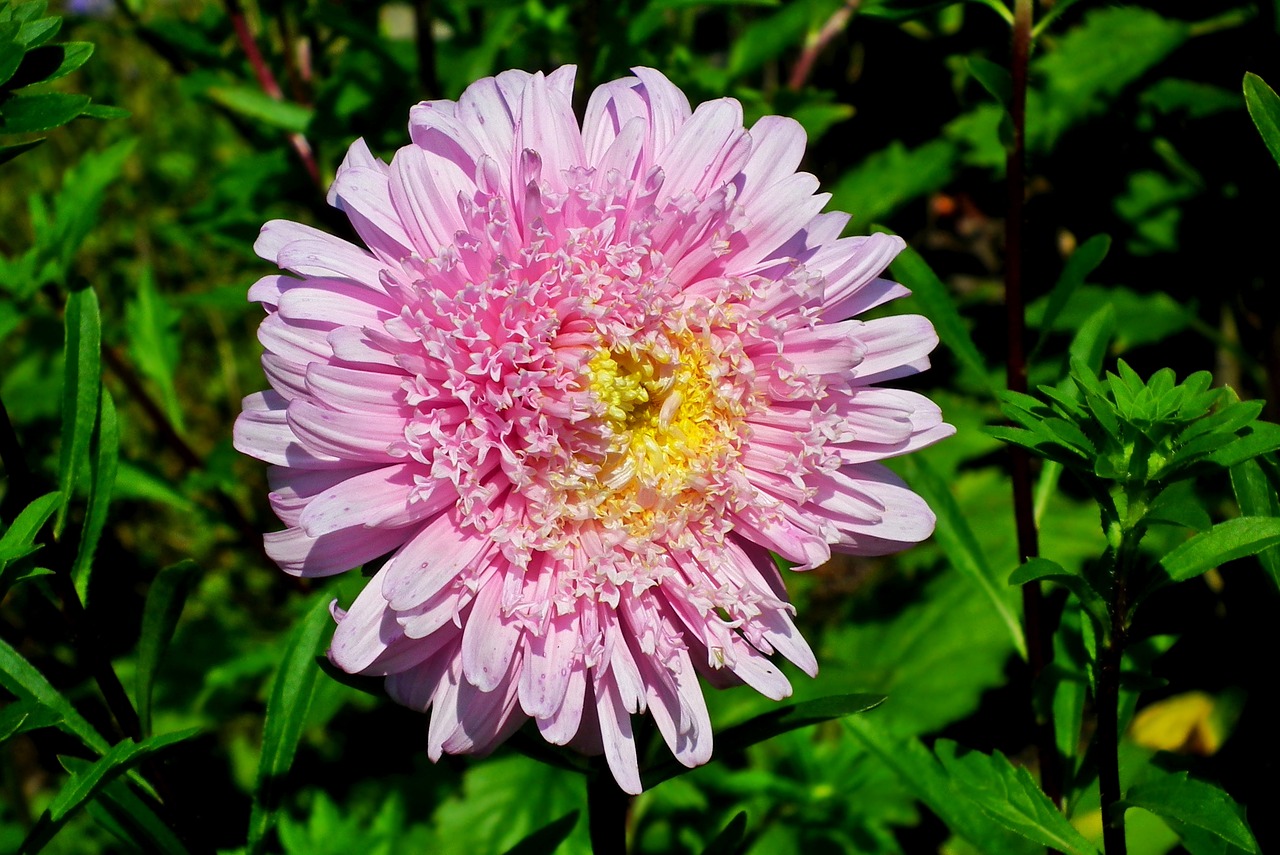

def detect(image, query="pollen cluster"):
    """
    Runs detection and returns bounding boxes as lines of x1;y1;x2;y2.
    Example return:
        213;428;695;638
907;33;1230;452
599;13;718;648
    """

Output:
583;331;741;537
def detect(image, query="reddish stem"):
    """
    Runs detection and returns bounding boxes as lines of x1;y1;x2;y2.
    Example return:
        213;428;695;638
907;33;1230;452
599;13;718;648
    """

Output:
788;0;861;91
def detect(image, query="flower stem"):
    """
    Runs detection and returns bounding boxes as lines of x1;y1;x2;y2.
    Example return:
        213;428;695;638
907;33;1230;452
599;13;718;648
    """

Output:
1005;0;1063;810
586;759;630;854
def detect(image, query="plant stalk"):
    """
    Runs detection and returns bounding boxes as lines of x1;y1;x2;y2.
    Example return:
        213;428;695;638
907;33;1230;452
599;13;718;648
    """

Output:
1005;0;1063;810
586;760;630;854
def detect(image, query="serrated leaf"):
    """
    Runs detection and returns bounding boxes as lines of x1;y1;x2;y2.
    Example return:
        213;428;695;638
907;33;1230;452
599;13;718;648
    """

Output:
248;593;334;853
0;635;109;754
1122;770;1259;853
1244;72;1280;170
888;244;994;394
1159;517;1280;583
136;559;200;736
1230;459;1280;589
934;741;1099;854
205;85;312;133
55;286;100;537
501;811;580;855
845;718;1035;855
0;91;87;133
71;387;117;603
20;728;199;853
0;698;62;742
644;694;885;788
907;455;1028;659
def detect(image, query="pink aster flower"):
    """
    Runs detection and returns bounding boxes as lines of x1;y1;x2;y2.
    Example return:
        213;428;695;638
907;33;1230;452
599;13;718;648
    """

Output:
234;66;953;793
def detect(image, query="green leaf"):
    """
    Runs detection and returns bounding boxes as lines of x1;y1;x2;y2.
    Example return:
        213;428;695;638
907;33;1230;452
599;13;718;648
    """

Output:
55;286;101;537
125;269;184;432
501;811;580;855
20;728;199;853
832;139;958;232
248;593;334;853
1031;235;1111;360
0;635;109;754
1159;517;1280;583
0;91;88;133
204;85;312;134
78;102;130;120
905;456;1027;659
136;559;201;736
0;490;59;566
3;40;91;89
845;718;1035;855
1244;72;1280;170
933;741;1099;854
0;698;62;743
888;244;994;394
0;136;43;164
644;694;885;788
1009;557;1107;627
1;31;24;86
62;758;191;855
967;56;1013;107
1230;459;1280;589
71;387;118;602
1122;770;1260;854
1204;421;1280;469
702;811;748;855
15;12;58;47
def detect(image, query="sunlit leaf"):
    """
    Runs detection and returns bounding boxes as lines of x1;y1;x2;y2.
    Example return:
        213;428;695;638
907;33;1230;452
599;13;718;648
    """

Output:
1121;770;1260;854
1244;72;1280;169
1158;517;1280;583
20;728;200;853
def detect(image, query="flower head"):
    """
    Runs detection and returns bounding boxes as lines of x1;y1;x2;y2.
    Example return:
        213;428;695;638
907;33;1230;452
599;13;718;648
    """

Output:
234;66;953;793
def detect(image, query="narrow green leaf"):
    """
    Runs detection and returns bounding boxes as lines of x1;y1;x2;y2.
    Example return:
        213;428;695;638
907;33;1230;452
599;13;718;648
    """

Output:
845;718;1033;855
20;728;199;853
643;694;884;788
906;456;1027;659
15;13;58;47
72;388;118;603
0;91;88;133
0;490;59;565
1031;235;1111;360
125;270;184;431
934;741;1099;854
55;286;100;537
1204;421;1280;469
78;103;130;120
205;85;312;133
1122;770;1260;853
0;635;109;754
136;559;200;736
63;759;191;855
888;244;994;394
1159;517;1280;583
247;594;334;853
36;40;92;83
702;811;748;855
1;32;23;86
0;137;44;164
501;811;580;855
1230;459;1280;588
1244;72;1280;170
0;698;62;743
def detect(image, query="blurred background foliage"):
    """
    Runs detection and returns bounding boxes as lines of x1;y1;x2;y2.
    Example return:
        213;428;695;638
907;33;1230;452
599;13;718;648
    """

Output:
1;0;1278;852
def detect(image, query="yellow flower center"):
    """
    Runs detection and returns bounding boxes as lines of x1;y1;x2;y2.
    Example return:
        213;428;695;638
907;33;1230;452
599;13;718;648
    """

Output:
583;335;735;532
